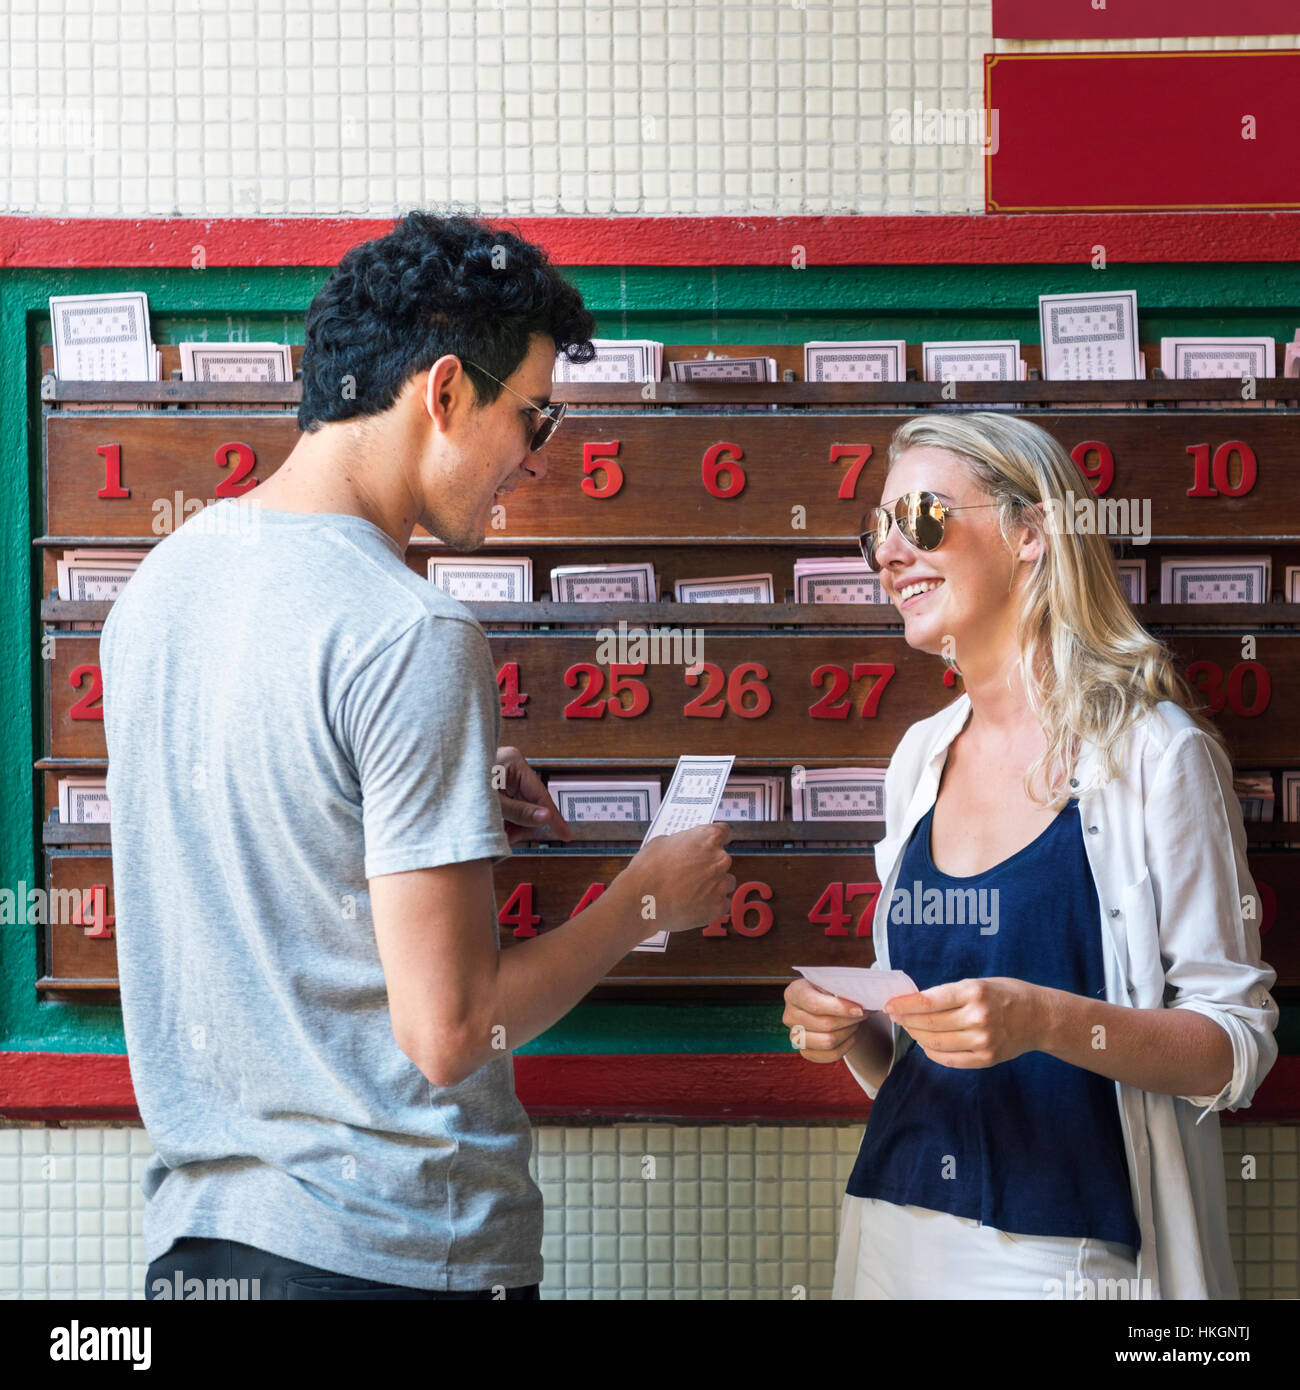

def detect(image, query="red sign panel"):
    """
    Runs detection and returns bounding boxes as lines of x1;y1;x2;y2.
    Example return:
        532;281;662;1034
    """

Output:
993;1;1300;39
985;51;1300;213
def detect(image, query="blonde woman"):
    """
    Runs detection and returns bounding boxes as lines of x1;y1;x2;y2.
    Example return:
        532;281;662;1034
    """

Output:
784;411;1277;1300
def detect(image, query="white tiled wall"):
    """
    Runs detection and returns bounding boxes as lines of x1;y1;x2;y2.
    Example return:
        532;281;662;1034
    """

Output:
1;1120;1296;1299
1;0;1296;218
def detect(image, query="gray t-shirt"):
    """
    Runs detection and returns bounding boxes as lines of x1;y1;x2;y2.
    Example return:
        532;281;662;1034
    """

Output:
101;498;541;1291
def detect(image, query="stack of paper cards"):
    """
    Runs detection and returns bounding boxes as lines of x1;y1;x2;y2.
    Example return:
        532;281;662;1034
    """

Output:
792;965;918;1012
793;767;886;849
180;342;294;382
1285;331;1299;379
1286;566;1300;603
1160;336;1274;409
1283;772;1300;848
1160;557;1270;604
56;548;147;630
793;767;886;821
428;557;533;602
804;341;907;383
631;754;736;953
1233;772;1274;823
669;355;778;412
554;339;663;383
923;341;1024;382
793;558;886;605
674;574;774;603
550;563;657;603
1113;558;1146;606
58;776;110;823
1038;291;1141;381
546;778;661;827
923;340;1025;410
50;292;157;381
717;774;784;822
669;355;777;383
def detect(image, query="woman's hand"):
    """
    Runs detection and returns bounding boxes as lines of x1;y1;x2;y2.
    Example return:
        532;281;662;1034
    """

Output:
782;978;868;1063
884;976;1049;1068
495;745;574;846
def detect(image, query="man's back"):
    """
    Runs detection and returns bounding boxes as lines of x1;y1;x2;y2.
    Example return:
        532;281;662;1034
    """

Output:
101;498;542;1291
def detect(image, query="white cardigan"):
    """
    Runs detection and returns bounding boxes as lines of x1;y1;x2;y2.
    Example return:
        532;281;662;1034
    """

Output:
844;691;1279;1299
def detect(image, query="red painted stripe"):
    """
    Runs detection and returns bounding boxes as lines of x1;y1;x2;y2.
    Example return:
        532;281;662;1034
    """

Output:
994;0;1300;39
987;52;1300;213
3;1051;1299;1122
1;213;1298;268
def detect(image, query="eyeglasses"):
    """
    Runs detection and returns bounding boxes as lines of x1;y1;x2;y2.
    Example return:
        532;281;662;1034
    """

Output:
858;489;1001;572
461;359;566;451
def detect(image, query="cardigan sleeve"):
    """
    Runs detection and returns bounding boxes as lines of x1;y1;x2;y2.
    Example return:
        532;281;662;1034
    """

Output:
1143;726;1279;1118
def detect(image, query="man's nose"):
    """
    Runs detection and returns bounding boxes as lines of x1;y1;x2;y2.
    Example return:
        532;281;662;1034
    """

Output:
525;449;548;484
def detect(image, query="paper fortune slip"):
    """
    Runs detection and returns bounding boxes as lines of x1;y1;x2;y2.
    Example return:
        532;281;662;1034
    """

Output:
793;965;919;1013
631;754;735;953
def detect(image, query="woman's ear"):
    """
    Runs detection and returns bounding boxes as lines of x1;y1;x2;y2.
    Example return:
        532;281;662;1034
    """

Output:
1017;500;1048;566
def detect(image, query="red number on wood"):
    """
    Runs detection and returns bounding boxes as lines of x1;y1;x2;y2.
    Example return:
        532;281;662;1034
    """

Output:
68;665;104;720
496;662;528;718
498;883;540;938
684;663;728;718
706;882;774;937
96;444;130;499
1185;660;1270;718
581;441;624;498
1070;441;1114;496
727;662;771;718
607;663;650;718
830;444;873;500
809;663;851;719
809;663;894;719
569;883;606;917
701;442;746;498
684;663;770;718
1186;442;1258;499
563;663;606;718
855;663;895;718
810;881;878;938
71;884;114;939
214;441;258;497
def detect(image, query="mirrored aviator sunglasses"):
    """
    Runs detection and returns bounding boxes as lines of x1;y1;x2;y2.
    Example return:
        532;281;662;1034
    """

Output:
858;489;999;571
529;400;566;451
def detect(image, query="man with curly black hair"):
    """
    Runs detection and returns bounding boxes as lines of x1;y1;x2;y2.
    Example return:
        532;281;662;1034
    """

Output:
103;210;735;1300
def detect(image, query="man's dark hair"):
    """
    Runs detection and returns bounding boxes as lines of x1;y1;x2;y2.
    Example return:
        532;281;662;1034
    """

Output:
297;210;597;432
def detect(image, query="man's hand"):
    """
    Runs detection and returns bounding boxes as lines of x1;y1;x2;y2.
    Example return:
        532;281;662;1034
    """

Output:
883;977;1049;1068
495;745;574;846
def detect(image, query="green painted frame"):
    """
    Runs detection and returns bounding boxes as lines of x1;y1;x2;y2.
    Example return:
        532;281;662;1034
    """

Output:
5;260;1300;1057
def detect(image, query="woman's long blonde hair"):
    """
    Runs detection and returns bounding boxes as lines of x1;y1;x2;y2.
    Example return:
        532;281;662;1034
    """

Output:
887;411;1227;807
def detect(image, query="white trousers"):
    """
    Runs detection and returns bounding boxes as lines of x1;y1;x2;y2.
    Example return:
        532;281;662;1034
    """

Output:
832;1194;1144;1300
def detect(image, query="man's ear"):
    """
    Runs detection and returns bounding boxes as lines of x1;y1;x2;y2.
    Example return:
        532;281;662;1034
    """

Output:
422;354;464;431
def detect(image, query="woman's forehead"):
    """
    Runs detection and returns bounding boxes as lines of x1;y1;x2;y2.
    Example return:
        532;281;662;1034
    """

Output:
882;444;977;499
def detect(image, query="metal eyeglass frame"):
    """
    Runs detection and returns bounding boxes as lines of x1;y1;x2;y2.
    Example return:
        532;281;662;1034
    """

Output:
858;489;1001;571
461;358;566;451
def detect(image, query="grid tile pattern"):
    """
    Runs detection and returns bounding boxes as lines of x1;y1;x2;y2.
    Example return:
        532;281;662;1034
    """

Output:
0;0;1295;217
1;1119;1296;1299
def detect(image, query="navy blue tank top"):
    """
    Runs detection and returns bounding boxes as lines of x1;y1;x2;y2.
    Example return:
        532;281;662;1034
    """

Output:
846;796;1141;1250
